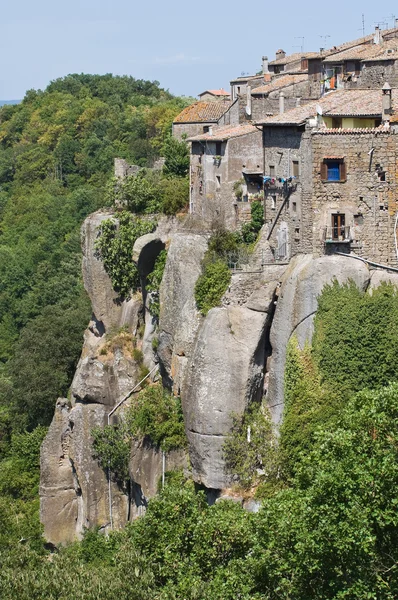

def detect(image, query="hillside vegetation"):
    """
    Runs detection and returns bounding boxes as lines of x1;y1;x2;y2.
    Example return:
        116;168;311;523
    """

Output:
0;75;397;599
0;74;191;570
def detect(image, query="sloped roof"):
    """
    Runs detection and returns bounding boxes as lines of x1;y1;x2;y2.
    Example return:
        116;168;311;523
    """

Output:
188;123;259;142
173;101;231;124
251;74;308;95
323;38;398;63
269;52;319;66
255;88;397;126
199;89;230;97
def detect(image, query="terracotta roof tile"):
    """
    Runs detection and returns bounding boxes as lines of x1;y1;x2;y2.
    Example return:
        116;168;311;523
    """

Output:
199;89;230;96
251;74;308;95
255;89;398;125
323;39;398;63
173;101;231;124
188;123;259;142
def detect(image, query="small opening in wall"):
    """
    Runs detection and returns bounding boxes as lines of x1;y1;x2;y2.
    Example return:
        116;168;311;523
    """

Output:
269;165;275;178
271;195;276;210
292;201;297;212
216;175;221;190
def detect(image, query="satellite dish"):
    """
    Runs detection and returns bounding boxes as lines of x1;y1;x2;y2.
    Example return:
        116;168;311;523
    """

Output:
316;104;323;116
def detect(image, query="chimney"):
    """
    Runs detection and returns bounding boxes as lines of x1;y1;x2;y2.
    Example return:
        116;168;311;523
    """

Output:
246;86;252;117
275;49;286;61
396;18;398;28
382;82;392;121
279;91;285;114
374;26;382;45
262;56;269;74
209;126;213;135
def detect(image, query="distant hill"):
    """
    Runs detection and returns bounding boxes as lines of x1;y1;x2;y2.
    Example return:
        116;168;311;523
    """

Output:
0;99;21;106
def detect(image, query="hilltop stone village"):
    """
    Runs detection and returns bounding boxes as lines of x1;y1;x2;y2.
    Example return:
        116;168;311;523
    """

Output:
40;24;398;545
172;23;398;266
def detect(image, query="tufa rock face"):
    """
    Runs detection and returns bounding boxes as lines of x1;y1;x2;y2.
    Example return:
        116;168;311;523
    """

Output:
40;398;79;546
158;233;208;394
129;438;188;514
183;305;269;489
266;254;370;424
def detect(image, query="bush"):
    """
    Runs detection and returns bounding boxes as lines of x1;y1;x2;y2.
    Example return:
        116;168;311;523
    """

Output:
127;384;187;452
95;211;156;298
223;403;278;489
194;259;231;316
146;249;167;318
160;176;189;215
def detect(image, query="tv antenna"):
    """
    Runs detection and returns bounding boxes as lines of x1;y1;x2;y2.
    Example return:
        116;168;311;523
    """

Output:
375;20;388;30
358;14;365;37
319;35;331;49
294;37;305;53
383;13;396;28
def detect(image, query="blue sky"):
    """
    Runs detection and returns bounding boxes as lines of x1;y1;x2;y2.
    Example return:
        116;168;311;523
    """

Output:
1;0;397;99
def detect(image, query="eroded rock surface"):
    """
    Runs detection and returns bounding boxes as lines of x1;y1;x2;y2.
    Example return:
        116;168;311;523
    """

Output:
158;233;208;394
183;305;269;489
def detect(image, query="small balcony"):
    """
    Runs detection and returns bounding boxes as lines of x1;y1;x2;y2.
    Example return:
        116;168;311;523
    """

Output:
323;225;351;243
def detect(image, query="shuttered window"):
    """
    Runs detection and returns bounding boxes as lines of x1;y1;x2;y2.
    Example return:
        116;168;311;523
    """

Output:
321;158;346;182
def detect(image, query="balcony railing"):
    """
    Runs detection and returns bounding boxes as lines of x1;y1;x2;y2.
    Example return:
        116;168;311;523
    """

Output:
323;225;351;243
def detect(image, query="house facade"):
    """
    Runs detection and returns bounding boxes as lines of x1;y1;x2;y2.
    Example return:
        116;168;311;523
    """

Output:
258;87;398;265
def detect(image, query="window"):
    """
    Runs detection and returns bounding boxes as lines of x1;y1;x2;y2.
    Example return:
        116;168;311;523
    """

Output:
301;58;308;70
215;141;222;156
321;159;346;182
292;161;299;177
203;125;210;133
332;117;342;129
269;165;275;177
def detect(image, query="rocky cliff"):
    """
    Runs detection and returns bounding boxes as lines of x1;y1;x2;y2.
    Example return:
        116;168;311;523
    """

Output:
41;211;395;545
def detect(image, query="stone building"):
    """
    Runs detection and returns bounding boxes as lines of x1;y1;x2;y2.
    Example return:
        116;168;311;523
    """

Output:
255;86;398;265
172;100;231;140
308;25;398;96
188;124;263;228
198;89;230;102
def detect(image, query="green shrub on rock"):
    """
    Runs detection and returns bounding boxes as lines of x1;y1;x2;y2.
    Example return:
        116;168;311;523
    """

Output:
194;259;231;316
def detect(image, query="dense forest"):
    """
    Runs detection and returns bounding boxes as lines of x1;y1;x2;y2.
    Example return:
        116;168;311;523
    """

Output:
0;75;397;599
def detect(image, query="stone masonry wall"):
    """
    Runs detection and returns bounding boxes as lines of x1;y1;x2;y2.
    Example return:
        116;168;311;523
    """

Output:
262;126;313;260
311;130;398;264
190;131;262;229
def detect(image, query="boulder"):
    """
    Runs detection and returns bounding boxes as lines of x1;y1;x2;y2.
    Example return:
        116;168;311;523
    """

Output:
158;234;207;392
129;438;188;516
40;399;78;546
183;305;268;489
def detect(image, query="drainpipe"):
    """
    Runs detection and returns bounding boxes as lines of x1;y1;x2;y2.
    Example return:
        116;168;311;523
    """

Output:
107;364;159;530
334;251;398;273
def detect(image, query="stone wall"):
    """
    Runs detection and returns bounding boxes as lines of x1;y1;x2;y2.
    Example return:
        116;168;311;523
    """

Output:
355;60;398;89
173;122;217;140
262;126;313;260
190;131;263;229
311;129;398;264
217;99;240;127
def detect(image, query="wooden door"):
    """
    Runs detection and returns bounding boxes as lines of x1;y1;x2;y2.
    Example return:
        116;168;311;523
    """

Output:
332;214;345;240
